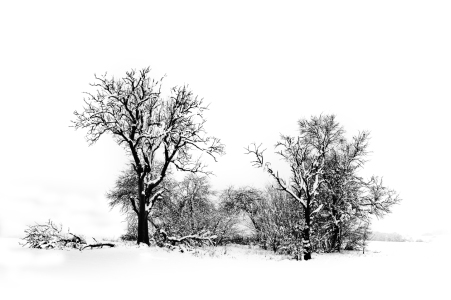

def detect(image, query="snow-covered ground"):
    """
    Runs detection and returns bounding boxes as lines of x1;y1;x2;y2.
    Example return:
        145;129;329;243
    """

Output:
1;238;449;300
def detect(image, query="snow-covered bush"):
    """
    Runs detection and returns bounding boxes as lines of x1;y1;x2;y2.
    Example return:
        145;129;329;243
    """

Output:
221;186;304;258
21;220;87;250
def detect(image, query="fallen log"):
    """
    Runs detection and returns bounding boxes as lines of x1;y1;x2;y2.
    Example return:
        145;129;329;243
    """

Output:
81;243;115;251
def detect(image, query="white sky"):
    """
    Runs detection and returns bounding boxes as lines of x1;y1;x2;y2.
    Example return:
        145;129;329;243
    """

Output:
1;0;450;238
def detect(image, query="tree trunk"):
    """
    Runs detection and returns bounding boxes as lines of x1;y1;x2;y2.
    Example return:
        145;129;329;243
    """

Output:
137;206;150;245
330;223;340;252
137;181;150;245
303;204;312;260
189;195;195;232
329;195;341;252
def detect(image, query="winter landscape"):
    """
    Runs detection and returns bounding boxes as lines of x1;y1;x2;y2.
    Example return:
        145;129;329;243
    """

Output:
1;237;450;299
1;1;450;299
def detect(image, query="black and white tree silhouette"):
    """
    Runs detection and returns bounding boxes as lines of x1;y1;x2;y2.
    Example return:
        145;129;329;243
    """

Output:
246;115;400;258
246;115;345;260
73;67;224;245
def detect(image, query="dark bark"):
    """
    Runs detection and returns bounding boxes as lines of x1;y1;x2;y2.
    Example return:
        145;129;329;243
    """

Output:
330;195;341;252
137;178;150;245
271;239;280;253
137;208;149;245
303;202;312;260
330;223;340;252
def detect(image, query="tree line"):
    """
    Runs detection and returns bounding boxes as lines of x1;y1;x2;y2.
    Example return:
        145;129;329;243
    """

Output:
72;67;400;260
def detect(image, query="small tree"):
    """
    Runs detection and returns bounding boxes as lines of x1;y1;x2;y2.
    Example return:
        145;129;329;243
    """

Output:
73;67;224;245
151;174;214;237
177;174;214;233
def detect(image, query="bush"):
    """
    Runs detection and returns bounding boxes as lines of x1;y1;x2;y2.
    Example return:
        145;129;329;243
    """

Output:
220;186;304;258
120;232;138;242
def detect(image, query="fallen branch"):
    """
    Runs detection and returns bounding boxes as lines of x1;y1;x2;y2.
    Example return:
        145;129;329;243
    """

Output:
155;229;217;251
81;243;115;251
69;233;85;244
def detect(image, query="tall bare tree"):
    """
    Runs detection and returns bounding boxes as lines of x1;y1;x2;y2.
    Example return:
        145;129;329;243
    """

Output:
73;67;224;245
246;114;344;260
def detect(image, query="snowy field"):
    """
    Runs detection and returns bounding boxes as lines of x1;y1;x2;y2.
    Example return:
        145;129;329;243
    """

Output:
1;238;449;300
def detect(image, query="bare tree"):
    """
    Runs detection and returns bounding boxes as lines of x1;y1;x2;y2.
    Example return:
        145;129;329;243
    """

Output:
178;174;212;233
73;67;224;245
246;114;344;260
319;132;400;252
